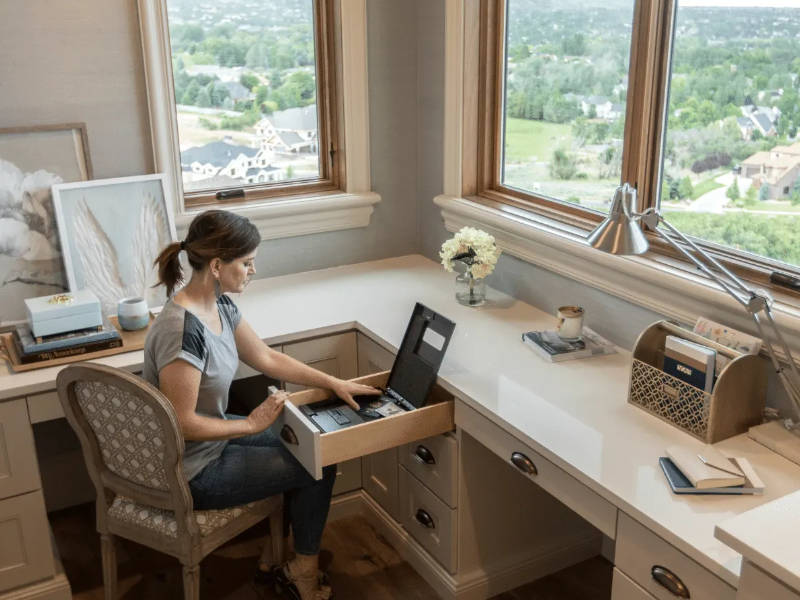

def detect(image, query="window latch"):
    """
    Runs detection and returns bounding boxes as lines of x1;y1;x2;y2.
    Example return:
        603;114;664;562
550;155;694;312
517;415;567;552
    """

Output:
216;188;245;201
770;271;800;293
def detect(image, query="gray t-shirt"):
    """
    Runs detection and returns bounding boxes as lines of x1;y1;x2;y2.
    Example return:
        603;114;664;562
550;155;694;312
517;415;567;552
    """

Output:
143;294;242;481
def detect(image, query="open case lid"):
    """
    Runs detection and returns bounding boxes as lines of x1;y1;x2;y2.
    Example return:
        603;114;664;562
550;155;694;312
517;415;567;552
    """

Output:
386;302;456;409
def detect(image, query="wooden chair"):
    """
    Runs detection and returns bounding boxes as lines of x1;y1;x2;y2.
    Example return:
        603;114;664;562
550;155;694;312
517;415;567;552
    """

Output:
56;363;283;600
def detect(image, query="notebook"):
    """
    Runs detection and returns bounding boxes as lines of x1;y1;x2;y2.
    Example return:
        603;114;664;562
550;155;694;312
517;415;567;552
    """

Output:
299;303;456;433
659;457;764;495
665;445;745;489
663;335;716;393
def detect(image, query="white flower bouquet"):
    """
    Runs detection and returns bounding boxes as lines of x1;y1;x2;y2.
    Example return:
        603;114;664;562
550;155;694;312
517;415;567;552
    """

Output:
439;226;501;279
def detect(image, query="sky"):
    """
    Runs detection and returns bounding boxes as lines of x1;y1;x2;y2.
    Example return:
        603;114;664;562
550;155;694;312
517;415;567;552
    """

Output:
681;0;800;6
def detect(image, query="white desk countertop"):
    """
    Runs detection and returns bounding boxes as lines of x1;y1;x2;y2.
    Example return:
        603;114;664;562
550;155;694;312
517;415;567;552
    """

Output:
3;254;800;587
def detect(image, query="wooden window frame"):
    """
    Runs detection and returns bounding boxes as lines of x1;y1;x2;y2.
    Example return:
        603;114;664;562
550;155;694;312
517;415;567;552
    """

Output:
181;0;342;208
138;0;379;240
470;0;800;295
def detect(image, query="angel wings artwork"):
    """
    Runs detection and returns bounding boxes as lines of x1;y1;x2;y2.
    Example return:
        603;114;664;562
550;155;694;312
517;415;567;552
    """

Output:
58;182;173;317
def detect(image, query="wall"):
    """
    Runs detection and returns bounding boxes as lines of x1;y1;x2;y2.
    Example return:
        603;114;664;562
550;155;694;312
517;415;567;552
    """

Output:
0;0;419;283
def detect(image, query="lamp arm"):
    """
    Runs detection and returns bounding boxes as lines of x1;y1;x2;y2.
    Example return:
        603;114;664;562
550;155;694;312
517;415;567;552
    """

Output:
641;210;800;421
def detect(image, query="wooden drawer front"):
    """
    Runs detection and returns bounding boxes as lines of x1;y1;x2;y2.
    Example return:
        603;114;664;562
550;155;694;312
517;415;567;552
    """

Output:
332;458;362;496
613;568;657;600
400;433;458;508
283;333;357;392
26;391;64;424
0;399;41;500
276;371;455;480
362;448;399;520
738;560;800;600
455;401;617;539
616;512;736;600
357;333;395;375
399;466;457;574
0;490;54;592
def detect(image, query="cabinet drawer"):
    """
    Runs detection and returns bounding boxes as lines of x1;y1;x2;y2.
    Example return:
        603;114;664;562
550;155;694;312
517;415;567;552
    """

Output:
26;391;64;424
276;371;454;479
362;448;399;520
613;568;656;600
399;466;457;573
0;490;55;592
738;560;800;600
455;401;617;538
283;333;357;392
616;512;735;600
400;433;458;508
0;398;41;500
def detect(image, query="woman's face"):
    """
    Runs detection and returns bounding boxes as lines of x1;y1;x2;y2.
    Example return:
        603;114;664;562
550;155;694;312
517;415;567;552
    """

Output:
218;250;257;294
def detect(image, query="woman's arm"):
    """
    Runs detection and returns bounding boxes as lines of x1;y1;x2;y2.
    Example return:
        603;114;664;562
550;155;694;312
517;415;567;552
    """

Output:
159;358;285;441
234;319;381;408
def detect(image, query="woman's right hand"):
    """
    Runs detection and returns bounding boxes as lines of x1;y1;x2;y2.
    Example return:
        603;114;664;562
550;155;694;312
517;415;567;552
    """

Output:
247;389;287;433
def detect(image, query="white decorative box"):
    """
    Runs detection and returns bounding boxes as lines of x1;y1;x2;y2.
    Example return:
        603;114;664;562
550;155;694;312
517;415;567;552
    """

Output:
24;290;103;339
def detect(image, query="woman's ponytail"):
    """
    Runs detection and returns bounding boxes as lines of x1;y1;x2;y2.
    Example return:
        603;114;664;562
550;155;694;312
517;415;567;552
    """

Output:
153;241;184;298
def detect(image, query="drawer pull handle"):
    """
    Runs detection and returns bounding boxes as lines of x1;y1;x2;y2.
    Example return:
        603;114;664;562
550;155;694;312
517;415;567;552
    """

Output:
280;425;299;445
415;509;436;529
651;565;690;598
511;452;538;476
414;445;436;465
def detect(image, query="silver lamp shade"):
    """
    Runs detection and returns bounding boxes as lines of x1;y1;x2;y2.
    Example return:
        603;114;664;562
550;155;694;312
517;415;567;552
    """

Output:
587;183;649;255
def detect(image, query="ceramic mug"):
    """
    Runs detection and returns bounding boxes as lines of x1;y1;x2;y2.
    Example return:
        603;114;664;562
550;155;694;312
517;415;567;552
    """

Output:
117;297;150;331
556;305;584;341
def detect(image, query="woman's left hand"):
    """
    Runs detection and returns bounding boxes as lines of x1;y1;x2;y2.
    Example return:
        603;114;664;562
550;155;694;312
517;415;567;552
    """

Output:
331;379;382;410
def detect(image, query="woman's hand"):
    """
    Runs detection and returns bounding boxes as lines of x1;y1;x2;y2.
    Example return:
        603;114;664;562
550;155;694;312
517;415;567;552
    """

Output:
247;389;288;433
330;379;382;410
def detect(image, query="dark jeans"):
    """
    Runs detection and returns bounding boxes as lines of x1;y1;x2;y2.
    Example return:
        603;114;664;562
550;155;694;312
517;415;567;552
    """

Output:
189;416;337;555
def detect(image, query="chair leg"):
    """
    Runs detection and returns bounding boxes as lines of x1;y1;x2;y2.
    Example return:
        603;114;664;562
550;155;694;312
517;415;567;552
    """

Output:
100;534;117;600
182;564;200;600
261;508;285;567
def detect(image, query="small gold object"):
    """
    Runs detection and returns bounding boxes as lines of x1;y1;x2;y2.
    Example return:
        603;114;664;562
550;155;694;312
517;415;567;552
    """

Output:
47;294;75;305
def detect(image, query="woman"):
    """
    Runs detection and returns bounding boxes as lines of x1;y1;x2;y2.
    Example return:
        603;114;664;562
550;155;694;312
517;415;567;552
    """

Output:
144;210;379;600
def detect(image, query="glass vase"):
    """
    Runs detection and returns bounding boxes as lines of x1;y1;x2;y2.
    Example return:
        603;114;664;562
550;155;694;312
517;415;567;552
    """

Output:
455;271;486;306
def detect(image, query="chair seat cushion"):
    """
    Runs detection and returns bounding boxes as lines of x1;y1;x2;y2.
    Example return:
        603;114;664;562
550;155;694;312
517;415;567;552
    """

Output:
108;496;267;538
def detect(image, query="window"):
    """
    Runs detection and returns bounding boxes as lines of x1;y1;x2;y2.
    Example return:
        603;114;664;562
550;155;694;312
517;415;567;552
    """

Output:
139;0;377;237
473;0;800;279
163;0;337;206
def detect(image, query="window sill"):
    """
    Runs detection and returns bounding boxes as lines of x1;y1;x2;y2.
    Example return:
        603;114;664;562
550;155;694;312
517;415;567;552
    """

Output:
175;191;381;241
434;193;800;361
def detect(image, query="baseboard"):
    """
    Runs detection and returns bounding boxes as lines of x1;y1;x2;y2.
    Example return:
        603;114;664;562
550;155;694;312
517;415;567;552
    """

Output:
356;490;601;600
327;490;365;522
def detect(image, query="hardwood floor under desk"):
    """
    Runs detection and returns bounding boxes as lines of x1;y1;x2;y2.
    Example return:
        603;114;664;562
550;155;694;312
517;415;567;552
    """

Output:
51;502;612;600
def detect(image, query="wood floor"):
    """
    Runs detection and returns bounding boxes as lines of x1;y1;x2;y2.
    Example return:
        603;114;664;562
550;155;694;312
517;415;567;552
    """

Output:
51;502;612;599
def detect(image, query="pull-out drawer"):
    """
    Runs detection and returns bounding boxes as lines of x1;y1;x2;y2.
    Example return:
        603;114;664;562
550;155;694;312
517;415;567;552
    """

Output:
400;433;458;508
738;560;800;600
0;398;41;500
455;401;617;539
276;371;454;480
616;512;736;600
399;466;457;574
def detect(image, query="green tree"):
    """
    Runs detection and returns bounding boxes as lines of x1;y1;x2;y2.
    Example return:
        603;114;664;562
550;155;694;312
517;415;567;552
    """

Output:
726;179;740;201
758;184;770;202
550;149;578;180
195;86;212;108
240;73;259;91
181;79;201;105
286;165;295;179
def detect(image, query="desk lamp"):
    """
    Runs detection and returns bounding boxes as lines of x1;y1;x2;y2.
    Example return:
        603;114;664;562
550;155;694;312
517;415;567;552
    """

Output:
588;183;800;464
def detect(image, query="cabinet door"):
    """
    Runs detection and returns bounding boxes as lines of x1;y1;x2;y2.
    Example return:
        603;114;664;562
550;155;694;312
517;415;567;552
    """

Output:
612;568;657;600
283;333;357;392
332;459;362;496
0;490;54;592
0;398;41;500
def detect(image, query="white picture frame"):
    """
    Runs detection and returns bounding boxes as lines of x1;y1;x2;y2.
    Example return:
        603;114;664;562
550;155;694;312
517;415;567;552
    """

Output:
52;174;177;316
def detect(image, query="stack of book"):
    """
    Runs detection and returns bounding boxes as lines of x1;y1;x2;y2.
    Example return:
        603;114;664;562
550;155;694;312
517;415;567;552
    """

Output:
12;321;122;364
659;445;764;495
522;327;616;362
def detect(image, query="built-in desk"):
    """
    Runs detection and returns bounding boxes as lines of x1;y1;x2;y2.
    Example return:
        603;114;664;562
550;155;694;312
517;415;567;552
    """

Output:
3;254;800;599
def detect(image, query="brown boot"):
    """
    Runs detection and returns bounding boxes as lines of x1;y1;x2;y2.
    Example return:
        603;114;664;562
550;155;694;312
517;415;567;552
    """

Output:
274;554;332;600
